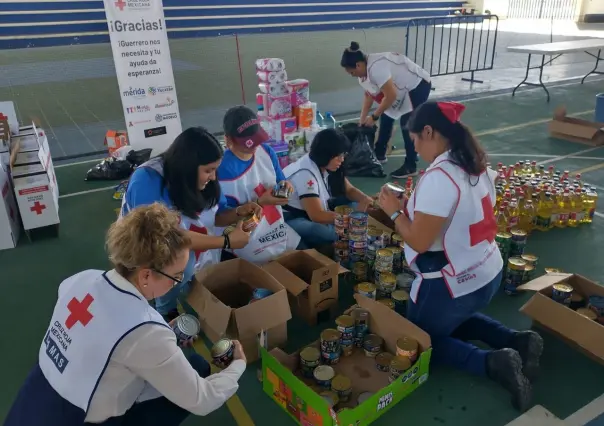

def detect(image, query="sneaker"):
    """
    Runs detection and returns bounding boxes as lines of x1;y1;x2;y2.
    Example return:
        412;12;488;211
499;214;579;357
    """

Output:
390;164;418;178
509;331;543;383
377;157;388;164
486;348;532;412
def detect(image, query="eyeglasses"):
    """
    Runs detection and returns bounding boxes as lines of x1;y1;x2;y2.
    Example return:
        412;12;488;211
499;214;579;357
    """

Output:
153;269;184;286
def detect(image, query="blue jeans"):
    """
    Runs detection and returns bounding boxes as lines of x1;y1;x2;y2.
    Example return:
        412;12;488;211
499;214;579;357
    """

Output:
407;252;514;377
286;217;337;248
154;249;195;315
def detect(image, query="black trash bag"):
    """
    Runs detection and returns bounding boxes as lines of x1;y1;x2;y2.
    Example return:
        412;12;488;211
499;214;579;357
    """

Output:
126;148;152;167
340;123;385;178
85;157;134;181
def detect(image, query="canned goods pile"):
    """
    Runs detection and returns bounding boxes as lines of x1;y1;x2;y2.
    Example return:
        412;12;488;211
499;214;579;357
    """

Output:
502;253;539;296
348;212;369;264
335;315;356;356
544;280;604;323
334;206;353;264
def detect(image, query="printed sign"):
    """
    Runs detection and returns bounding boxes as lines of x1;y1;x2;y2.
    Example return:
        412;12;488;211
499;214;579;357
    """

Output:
102;0;182;154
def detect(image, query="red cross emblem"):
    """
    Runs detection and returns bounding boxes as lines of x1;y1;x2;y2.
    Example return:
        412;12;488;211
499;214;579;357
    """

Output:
30;201;46;215
115;0;127;11
254;184;281;225
469;195;497;247
65;294;94;329
189;223;208;259
307;180;314;188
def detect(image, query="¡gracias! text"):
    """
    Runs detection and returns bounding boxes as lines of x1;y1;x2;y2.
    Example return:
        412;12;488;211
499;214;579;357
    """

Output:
108;18;163;33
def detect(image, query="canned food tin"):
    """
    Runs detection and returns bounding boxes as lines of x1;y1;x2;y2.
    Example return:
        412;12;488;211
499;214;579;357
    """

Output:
503;257;527;295
321;350;341;365
352;262;367;281
272;181;292;198
551;283;573;306
376;248;394;260
336;313;355;332
242;213;260;233
375;352;394;372
495;232;512;258
331;375;352;403
320;329;342;353
377;299;395;310
396;272;415;291
510;229;528;257
381;231;392;247
570;292;585;310
172;314;201;343
356;282;377;300
577;307;597;320
389;355;411;382
368;228;382;238
211;338;235;369
363;334;383;357
521;253;538;268
391;290;409;316
300;346;321;378
349;240;368;249
223;225;236;236
544;267;563;274
320;390;340;408
349;212;369;227
396;336;418;363
522;264;535;284
357;392;374;406
340;343;354;357
334;206;353;217
386;182;406;196
391;233;404;247
314;365;335;388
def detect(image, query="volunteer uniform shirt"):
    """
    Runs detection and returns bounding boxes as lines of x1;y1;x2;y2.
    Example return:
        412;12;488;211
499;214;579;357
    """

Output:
284;154;331;212
359;52;431;119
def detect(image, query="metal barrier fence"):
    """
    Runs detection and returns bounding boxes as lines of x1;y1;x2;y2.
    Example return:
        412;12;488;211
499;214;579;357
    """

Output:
404;14;499;84
507;0;579;20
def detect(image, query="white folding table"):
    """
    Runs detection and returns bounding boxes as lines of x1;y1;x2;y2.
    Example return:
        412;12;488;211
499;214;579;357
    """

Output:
507;38;604;102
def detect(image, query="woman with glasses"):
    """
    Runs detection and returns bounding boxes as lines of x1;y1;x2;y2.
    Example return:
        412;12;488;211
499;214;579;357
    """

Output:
283;128;374;248
120;127;261;321
6;203;247;426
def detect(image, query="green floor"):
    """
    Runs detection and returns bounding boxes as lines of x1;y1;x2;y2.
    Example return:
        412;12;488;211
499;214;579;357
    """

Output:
2;80;604;425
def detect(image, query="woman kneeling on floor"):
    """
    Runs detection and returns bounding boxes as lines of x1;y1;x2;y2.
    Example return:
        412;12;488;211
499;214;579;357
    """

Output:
6;203;246;426
378;101;543;412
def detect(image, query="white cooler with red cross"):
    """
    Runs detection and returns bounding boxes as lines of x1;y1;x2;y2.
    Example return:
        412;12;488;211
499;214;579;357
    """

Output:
11;126;60;231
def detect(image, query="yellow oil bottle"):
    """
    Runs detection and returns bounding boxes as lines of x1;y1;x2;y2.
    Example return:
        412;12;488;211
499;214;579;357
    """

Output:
568;188;583;227
555;189;571;228
496;206;508;233
535;192;553;231
549;190;560;229
507;198;520;231
519;199;535;233
583;186;598;224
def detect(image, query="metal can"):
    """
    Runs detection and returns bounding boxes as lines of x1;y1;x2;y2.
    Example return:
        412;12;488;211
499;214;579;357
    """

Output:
362;334;383;357
172;314;200;343
336;315;355;340
375;352;394;372
544;267;563;274
391;233;404;247
356;282;377;300
211;338;235;369
521;253;538;268
272;181;292;198
378;272;396;298
320;329;342;365
570;292;585;310
357;391;374;406
319;390;339;408
349;212;369;227
331;374;352;403
351;307;369;347
396;336;419;363
522;264;535;284
577;307;597;320
389;355;411;383
314;365;335;388
242;213;260;233
334;205;353;218
510;229;528;257
223;225;237;236
495;232;512;259
503;257;527;295
551;283;573;306
352;262;368;281
299;346;321;378
388;246;403;273
381;231;392;247
391;289;409;317
377;299;395;310
396;272;415;292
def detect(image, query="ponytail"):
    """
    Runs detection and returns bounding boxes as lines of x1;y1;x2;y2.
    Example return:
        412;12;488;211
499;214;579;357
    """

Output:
340;41;366;69
407;102;487;176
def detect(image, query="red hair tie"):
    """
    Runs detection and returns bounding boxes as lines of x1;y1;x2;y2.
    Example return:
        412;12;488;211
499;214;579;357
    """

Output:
436;101;465;124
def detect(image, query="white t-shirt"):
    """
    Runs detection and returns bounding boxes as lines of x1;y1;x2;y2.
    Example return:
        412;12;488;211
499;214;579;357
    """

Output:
359;52;431;119
287;168;330;211
412;170;457;251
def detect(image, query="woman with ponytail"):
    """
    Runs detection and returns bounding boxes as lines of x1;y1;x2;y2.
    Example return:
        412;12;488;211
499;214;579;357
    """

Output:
340;41;432;178
378;101;543;412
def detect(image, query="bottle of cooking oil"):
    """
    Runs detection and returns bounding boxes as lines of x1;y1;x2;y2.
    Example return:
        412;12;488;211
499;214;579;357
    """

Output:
549;190;560;229
535;192;553;231
519;199;535;233
555;189;571;228
580;188;591;224
496;206;508;233
507;198;520;231
568;187;583;227
583;186;598;224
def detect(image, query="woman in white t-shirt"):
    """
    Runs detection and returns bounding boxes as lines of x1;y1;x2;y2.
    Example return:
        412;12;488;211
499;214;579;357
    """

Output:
340;41;432;179
378;101;543;413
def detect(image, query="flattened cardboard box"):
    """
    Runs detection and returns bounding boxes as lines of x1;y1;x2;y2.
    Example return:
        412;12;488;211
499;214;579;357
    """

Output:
518;273;604;363
261;294;432;426
263;249;348;326
188;258;292;362
549;107;604;146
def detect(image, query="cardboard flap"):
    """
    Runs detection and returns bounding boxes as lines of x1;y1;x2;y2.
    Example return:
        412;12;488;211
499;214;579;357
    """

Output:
186;278;231;338
303;249;349;274
263;261;308;296
517;273;573;292
234;288;292;335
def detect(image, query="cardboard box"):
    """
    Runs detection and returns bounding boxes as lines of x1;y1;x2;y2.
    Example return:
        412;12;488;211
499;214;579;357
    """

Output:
367;207;395;230
187;258;292;362
263;249;348;326
261;294;432;426
518;273;604;363
549;107;604;146
0;162;20;250
104;130;129;155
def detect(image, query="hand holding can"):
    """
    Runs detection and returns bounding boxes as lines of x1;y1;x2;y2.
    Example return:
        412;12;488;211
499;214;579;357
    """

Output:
232;340;247;363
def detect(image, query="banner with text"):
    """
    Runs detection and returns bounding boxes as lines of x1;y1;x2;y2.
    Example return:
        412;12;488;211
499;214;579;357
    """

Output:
103;0;182;155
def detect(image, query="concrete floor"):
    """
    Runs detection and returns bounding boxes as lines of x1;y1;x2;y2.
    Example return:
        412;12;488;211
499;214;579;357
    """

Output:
1;77;604;425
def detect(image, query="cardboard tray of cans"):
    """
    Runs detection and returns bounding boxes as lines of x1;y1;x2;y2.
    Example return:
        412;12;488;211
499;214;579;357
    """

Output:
260;294;432;426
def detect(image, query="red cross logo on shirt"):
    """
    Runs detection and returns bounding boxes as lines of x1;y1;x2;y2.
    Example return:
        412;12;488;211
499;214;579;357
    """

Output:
307;180;314;188
30;201;46;215
469;195;497;247
254;184;281;225
189;223;208;259
65;294;94;329
115;0;127;11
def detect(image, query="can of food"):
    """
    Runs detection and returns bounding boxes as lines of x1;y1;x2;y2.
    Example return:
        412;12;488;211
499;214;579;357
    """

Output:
495;232;512;258
172;314;201;343
351;307;370;347
381;231;392;247
299;346;321;378
272;181;292;198
319;390;340;408
336;315;355;339
386;182;406;198
391;289;409;316
376;248;393;261
362;334;383;357
242;213;260;233
577;307;597;320
352;262;367;281
522;264;535;284
396;272;415;292
588;295;604;317
389;355;412;382
396;336;419;363
503;257;527;295
331;374;352;403
521;253;538;268
320;328;342;364
334;205;353;218
551;283;573;306
377;299;395;310
314;365;335;388
570;292;585;310
349;212;369;227
356;282;377;300
391;233;404;248
544;267;563;274
357;391;374;406
375;352;394;372
223;225;237;236
349;231;368;242
211;338;235;369
388;246;403;273
510;229;528;257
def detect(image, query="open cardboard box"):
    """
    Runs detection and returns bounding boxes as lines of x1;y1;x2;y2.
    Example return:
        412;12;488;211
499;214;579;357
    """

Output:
263;249;348;326
548;106;604;146
518;272;604;364
261;294;432;426
187;258;292;362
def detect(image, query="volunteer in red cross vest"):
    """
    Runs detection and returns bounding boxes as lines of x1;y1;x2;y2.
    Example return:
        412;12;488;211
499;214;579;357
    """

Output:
378;101;544;412
340;41;432;178
217;106;301;263
120;127;261;321
283;128;374;249
6;203;247;426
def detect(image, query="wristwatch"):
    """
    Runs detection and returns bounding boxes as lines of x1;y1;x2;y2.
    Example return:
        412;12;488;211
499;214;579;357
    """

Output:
371;113;380;121
390;210;404;222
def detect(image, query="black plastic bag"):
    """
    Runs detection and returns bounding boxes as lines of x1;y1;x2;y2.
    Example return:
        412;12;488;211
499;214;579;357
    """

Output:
340;123;385;178
85;157;133;181
126;148;152;167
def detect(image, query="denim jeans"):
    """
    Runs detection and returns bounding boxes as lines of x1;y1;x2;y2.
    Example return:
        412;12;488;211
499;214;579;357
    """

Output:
285;218;337;249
